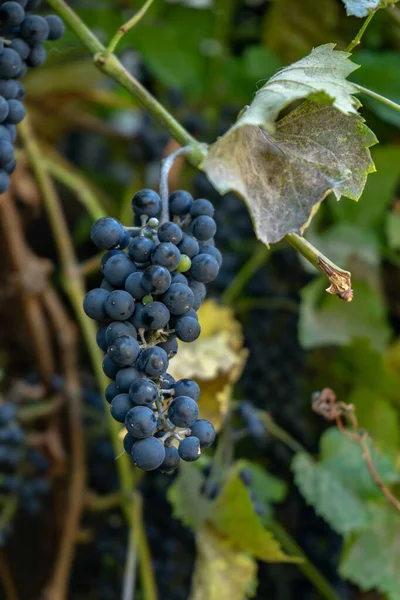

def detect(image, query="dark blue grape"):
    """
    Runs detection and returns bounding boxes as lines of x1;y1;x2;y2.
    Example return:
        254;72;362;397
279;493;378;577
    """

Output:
189;419;215;448
169;190;193;215
239;468;253;486
125;406;157;438
5;124;16;143
131;437;165;471
45;14;65;40
27;43;46;67
104;290;135;321
125;271;147;300
129;302;148;330
108;335;140;367
20;15;49;44
177;234;199;258
100;278;115;292
168;396;198;427
83;288;109;321
161;283;194;315
159;446;180;473
129;378;158;406
123;432;136;454
190;198;214;218
151;242;181;272
178;436;200;461
0;2;25;27
142;265;171;295
190;254;219;283
175;316;201;342
100;248;124;270
103;254;136;288
128;236;154;263
15;61;27;79
169;308;198;327
191;215;216;241
132;189;161;217
199;245;222;267
0;139;14;165
102;354;119;380
0;402;16;424
0;48;21;79
116;367;142;392
4;157;16;174
110;393;133;423
0;170;9;192
0;80;19;99
157;336;178;359
159;373;175;389
157;221;183;245
173;379;200;401
0;97;9;123
136;346;169;378
105;381;120;403
10;38;30;59
0;126;10;141
96;324;108;351
171;272;188;285
105;320;137;344
91;217;125;250
6;99;25;124
142;301;170;330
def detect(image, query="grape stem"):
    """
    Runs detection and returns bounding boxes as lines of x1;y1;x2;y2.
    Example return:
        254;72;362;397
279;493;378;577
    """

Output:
159;146;192;223
345;11;375;53
106;0;156;55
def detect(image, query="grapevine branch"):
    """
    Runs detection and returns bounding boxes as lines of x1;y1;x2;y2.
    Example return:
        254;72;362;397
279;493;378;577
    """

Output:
312;388;400;513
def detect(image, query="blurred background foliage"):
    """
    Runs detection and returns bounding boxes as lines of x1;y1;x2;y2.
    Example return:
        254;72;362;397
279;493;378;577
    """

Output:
2;0;400;599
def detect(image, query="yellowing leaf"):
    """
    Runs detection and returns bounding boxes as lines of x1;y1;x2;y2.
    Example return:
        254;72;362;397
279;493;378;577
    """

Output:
189;526;257;600
168;300;247;430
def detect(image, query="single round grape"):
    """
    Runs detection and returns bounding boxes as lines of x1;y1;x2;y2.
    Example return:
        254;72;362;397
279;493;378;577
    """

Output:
116;367;142;392
159;446;180;473
142;265;171;295
176;254;192;273
178;436;201;462
177;234;199;258
132;189;161;217
0;126;11;142
20;15;50;44
151;242;181;272
100;278;115;293
190;254;219;283
0;170;9;193
123;432;136;454
96;324;108;352
91;217;125;250
136;346;169;378
131;437;165;471
0;2;25;27
110;393;133;423
157;221;183;245
169;190;193;215
27;43;46;67
173;379;200;401
125;271;147;300
168;395;199;427
5;124;16;143
142;301;170;330
190;419;215;448
103;254;136;288
14;81;24;100
6;99;25;124
4;157;16;175
0;80;20;100
45;14;65;40
108;335;140;367
104;290;135;321
199;245;223;267
105;381;120;404
128;236;154;263
102;354;119;380
157;336;178;359
125;405;157;438
129;302;148;330
0;98;9;124
15;61;27;79
159;373;175;389
171;272;188;285
0;139;14;166
191;215;217;241
175;316;201;342
10;39;30;60
105;320;137;344
100;249;124;271
83;288;109;321
0;48;22;79
190;198;214;218
161;283;194;315
129;378;159;406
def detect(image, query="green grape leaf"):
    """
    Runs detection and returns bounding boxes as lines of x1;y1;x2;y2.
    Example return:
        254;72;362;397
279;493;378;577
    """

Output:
189;526;257;600
340;506;400;600
203;51;376;244
292;453;371;534
167;462;212;530
209;465;297;562
341;0;398;17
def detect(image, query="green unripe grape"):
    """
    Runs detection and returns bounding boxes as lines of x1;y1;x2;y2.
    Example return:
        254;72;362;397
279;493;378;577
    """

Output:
142;295;153;305
176;254;192;273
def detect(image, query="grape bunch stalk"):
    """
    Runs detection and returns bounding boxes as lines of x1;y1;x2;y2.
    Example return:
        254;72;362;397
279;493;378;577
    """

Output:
0;0;64;192
83;184;221;471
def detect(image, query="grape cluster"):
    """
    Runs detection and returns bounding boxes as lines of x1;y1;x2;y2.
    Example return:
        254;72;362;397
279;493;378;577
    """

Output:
83;188;220;471
0;0;64;193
